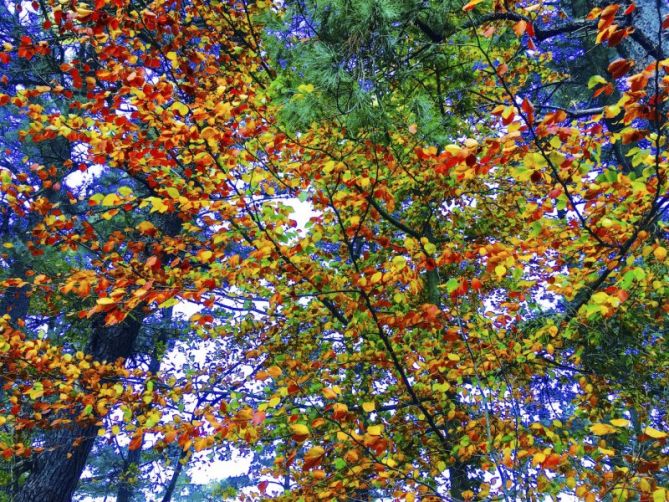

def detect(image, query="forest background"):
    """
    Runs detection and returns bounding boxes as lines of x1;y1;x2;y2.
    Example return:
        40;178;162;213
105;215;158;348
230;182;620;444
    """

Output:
0;0;668;500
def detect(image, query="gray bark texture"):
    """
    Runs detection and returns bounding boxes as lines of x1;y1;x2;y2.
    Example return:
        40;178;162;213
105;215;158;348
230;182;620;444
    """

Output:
14;315;143;502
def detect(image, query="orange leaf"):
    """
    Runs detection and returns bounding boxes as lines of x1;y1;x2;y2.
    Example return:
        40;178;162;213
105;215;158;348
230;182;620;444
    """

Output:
513;20;527;37
128;433;144;451
462;0;484;11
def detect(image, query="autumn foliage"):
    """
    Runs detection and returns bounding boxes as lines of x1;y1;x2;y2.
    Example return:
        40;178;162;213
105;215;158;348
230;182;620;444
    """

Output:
0;0;668;500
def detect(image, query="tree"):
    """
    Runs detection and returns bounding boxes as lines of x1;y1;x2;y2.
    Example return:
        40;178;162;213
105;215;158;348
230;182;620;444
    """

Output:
0;0;667;500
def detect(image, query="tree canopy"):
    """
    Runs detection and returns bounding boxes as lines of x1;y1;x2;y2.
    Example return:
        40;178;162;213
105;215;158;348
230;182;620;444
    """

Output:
0;0;667;500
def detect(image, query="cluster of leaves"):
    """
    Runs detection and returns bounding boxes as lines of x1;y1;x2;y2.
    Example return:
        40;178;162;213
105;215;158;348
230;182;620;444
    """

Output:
0;0;667;500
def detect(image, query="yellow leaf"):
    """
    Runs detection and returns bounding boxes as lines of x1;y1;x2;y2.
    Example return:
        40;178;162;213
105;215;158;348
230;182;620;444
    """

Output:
97;297;115;305
171;101;189;116
197;250;213;263
194;437;207;452
147;197;168;213
391;255;406;270
304;446;325;460
96;401;108;415
590;423;619;435
28;385;44;400
653;488;666;502
591;291;610;304
165;187;180;199
322;387;339;399
644;426;667;439
137;221;156;234
447;353;460;362
532;452;546;465
495;265;507;277
75;6;93;17
367;425;383;436
610;418;630;427
332;403;348;418
166;51;178;61
362;401;375;413
423;242;437;255
102;193;120;206
290;423;310;437
297;83;314;94
268;396;281;408
370;271;383;284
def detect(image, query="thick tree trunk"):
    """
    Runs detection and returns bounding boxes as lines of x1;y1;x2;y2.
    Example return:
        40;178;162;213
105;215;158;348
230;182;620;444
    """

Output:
13;424;98;502
14;315;143;502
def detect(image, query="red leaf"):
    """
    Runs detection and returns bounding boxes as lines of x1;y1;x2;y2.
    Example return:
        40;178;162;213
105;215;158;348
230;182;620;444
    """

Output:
541;453;562;470
521;98;535;125
607;58;633;78
526;22;535;38
607;28;629;47
593;82;614;97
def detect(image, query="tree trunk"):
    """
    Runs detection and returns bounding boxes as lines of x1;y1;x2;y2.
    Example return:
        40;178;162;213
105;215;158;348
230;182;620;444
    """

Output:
161;449;187;502
14;315;143;502
449;460;475;501
13;424;98;502
116;445;142;502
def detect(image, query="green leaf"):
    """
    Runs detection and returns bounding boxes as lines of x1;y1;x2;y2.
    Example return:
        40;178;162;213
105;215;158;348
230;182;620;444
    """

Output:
445;278;459;293
588;75;607;89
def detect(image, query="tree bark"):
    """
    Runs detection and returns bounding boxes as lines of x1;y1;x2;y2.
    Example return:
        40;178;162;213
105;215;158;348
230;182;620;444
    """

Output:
161;449;187;502
13;424;98;502
116;445;142;502
449;460;475;501
14;315;144;502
